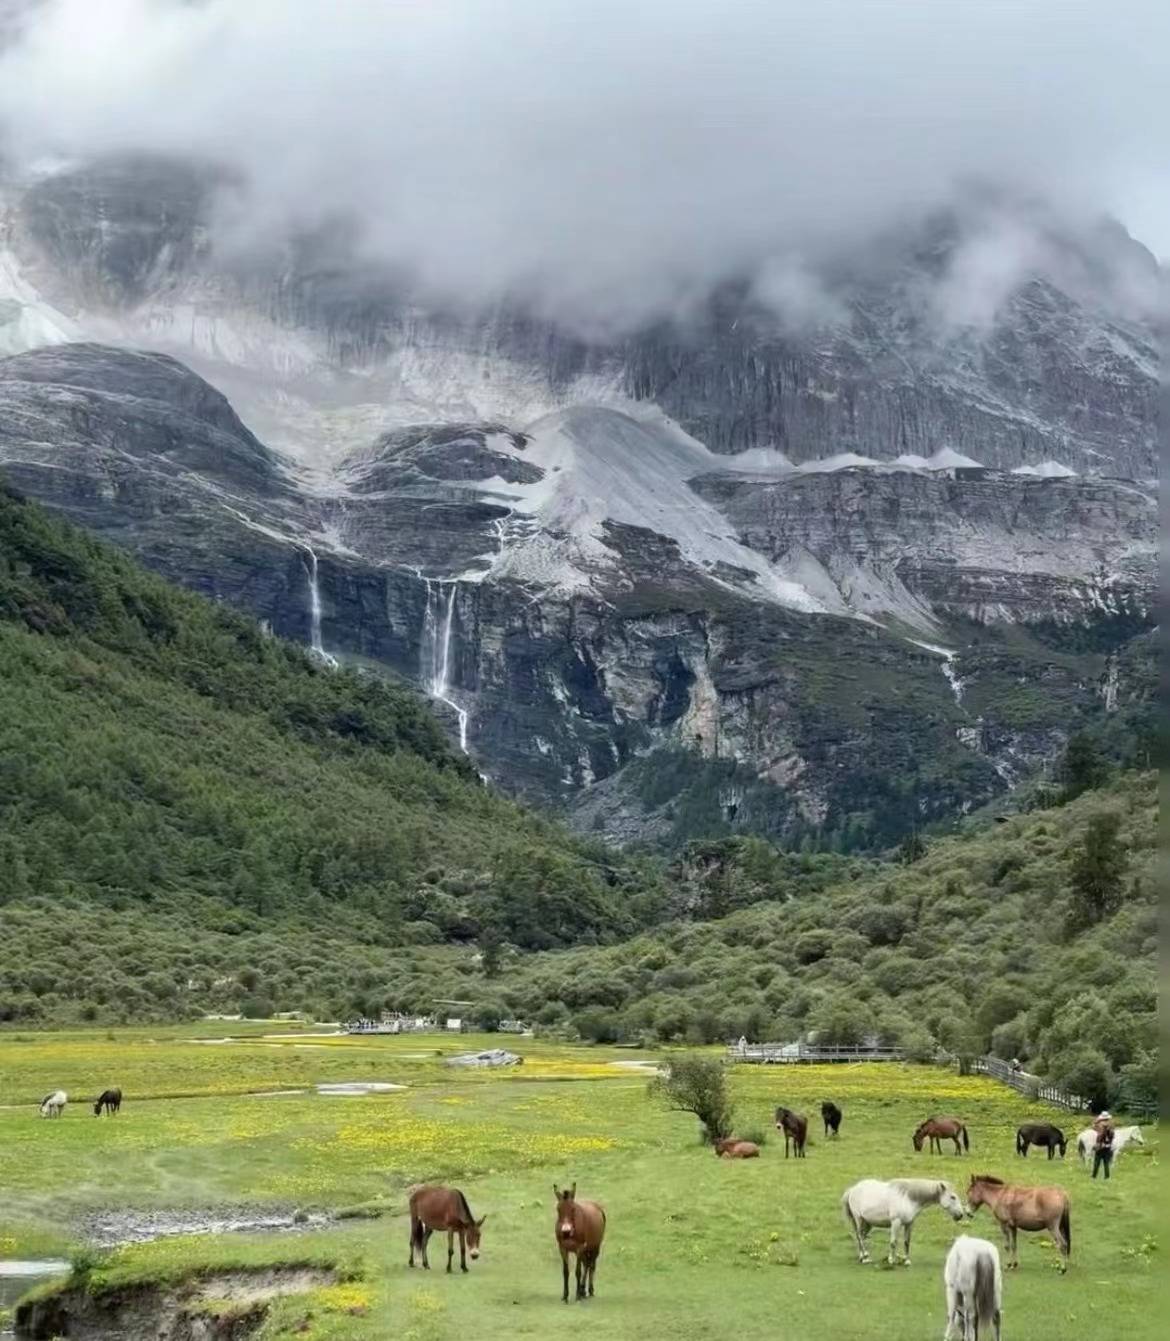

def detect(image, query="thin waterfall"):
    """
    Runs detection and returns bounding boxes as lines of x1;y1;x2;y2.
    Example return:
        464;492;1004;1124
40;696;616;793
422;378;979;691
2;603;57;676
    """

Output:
420;578;469;753
302;546;338;667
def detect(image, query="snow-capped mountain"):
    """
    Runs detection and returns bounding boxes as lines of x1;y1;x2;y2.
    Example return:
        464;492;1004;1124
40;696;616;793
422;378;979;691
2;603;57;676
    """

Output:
0;155;1158;848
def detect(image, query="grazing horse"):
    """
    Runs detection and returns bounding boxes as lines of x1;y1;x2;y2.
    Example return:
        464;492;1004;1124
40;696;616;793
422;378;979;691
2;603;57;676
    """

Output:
38;1090;67;1118
967;1175;1070;1272
841;1178;966;1266
914;1116;970;1155
774;1106;808;1158
553;1183;606;1303
943;1235;1003;1341
94;1088;122;1117
1016;1122;1065;1159
821;1101;843;1138
1076;1125;1144;1166
408;1185;485;1273
713;1137;760;1158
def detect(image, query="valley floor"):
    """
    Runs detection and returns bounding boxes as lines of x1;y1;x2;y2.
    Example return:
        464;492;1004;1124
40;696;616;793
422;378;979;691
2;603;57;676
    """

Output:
0;1029;1159;1339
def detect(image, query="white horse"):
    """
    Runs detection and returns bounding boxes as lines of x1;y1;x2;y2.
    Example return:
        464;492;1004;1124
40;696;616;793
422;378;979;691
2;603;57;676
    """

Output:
842;1178;966;1266
1076;1125;1145;1166
943;1235;1002;1341
39;1089;67;1118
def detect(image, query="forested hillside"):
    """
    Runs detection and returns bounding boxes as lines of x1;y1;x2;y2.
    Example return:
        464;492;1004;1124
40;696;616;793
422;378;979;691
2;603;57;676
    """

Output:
0;483;1156;1110
0;480;669;971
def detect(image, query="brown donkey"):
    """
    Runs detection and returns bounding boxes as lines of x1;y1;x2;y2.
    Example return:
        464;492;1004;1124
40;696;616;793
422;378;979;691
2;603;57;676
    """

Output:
713;1137;760;1158
774;1106;808;1158
553;1182;606;1302
408;1185;486;1273
914;1116;970;1155
967;1174;1071;1272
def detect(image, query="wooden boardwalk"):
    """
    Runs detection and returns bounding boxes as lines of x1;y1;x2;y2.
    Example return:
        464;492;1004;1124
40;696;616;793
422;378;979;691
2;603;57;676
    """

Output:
726;1043;906;1065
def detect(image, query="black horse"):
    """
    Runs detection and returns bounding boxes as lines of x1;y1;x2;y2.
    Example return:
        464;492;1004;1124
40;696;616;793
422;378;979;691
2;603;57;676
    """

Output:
94;1088;122;1116
821;1100;843;1138
1016;1121;1065;1159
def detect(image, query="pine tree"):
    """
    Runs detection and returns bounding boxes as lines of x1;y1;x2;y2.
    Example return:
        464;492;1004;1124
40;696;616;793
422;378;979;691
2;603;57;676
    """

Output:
1068;811;1126;928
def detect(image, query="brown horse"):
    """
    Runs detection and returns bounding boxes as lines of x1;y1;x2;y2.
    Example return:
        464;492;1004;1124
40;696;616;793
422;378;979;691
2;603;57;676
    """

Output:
408;1185;486;1273
967;1175;1071;1272
774;1106;808;1158
914;1116;970;1155
554;1183;606;1302
713;1137;760;1158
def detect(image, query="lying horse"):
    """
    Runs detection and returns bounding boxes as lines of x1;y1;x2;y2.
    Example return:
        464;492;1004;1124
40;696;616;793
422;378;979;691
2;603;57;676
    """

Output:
39;1090;67;1118
554;1183;606;1303
943;1235;1003;1341
1016;1122;1065;1159
841;1177;966;1266
821;1101;843;1138
713;1137;760;1158
94;1088;122;1117
1076;1125;1144;1165
775;1106;808;1158
914;1116;970;1155
967;1174;1070;1272
408;1185;485;1272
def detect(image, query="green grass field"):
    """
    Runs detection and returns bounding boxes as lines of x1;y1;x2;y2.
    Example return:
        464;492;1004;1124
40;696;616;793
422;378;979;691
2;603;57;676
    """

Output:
0;1029;1159;1339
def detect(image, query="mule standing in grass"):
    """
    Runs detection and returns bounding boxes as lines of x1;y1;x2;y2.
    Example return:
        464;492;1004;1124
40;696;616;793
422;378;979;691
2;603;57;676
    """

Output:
967;1175;1070;1272
841;1178;966;1266
38;1090;67;1118
822;1101;843;1138
915;1116;970;1155
1016;1122;1064;1159
943;1235;1003;1341
774;1106;808;1158
553;1182;606;1302
94;1088;122;1116
713;1137;760;1158
408;1185;485;1273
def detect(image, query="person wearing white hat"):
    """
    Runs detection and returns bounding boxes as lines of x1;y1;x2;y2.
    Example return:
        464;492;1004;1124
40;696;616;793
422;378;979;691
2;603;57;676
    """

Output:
1092;1111;1115;1179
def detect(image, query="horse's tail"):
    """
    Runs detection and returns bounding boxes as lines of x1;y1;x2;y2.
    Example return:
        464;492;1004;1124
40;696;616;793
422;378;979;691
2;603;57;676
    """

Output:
841;1190;857;1232
961;1123;970;1152
973;1251;998;1326
1015;1128;1025;1155
1060;1205;1071;1257
410;1215;425;1249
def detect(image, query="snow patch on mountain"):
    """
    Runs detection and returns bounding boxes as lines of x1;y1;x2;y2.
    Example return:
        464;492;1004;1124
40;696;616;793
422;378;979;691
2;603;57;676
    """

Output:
464;405;824;611
1012;459;1078;478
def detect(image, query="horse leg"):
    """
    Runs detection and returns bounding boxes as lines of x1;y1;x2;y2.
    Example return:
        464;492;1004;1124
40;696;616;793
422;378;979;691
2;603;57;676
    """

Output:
422;1227;432;1270
943;1282;959;1340
588;1248;598;1297
855;1217;871;1264
408;1215;418;1267
561;1248;570;1303
1009;1226;1018;1271
576;1253;586;1300
446;1228;454;1273
459;1227;468;1273
902;1220;913;1266
887;1219;901;1266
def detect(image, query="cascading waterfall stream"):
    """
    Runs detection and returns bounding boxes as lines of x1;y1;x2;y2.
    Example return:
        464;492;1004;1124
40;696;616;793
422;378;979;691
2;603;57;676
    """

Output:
421;578;470;753
302;546;338;667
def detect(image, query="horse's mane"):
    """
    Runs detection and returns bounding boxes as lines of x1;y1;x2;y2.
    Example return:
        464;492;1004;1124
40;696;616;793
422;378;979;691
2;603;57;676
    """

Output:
971;1174;1004;1186
456;1190;475;1225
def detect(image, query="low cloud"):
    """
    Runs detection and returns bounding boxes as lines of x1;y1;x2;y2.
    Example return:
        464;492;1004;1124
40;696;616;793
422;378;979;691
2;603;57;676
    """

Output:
0;0;1165;330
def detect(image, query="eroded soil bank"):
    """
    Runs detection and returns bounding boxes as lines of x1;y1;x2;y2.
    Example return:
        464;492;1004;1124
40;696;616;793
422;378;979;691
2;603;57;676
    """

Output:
15;1267;335;1340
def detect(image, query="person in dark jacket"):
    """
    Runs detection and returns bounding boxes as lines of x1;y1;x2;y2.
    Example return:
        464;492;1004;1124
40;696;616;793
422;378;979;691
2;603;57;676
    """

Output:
1092;1111;1115;1179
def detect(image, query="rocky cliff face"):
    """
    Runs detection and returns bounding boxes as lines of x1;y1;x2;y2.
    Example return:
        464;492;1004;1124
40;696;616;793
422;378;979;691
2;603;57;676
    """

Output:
0;154;1159;850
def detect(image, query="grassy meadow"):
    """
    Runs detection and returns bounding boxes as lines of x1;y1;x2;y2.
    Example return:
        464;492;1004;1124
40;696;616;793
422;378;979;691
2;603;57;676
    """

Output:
0;1028;1160;1339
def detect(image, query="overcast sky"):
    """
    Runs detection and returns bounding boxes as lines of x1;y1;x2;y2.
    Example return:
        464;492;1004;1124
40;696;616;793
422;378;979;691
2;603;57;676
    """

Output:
0;0;1165;327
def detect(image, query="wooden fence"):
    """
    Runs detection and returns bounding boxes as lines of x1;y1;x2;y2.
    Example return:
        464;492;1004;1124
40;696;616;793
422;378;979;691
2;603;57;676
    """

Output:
970;1055;1089;1112
726;1043;907;1065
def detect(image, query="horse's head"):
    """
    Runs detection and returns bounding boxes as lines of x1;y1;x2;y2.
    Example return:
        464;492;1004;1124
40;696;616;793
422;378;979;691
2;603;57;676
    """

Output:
465;1215;486;1259
93;1100;102;1116
774;1106;789;1127
936;1182;966;1221
966;1175;1001;1212
912;1123;926;1151
553;1183;577;1242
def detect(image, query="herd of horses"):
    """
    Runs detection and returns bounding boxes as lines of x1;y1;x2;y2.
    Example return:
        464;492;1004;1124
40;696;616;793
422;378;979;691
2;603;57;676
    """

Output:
32;1082;1145;1328
403;1100;1145;1315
